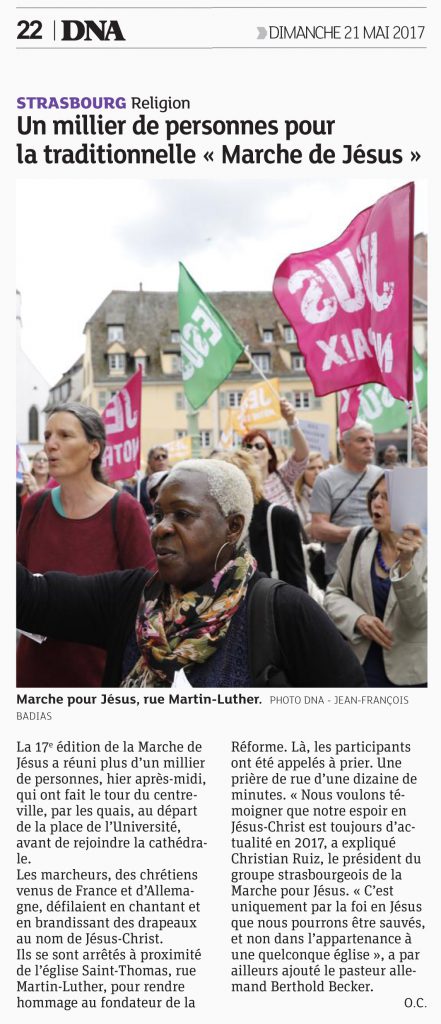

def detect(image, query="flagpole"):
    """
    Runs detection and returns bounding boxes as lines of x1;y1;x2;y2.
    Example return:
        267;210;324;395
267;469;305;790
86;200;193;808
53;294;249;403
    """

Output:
185;397;200;458
212;388;220;447
244;346;281;401
413;373;421;424
406;402;413;465
404;373;422;466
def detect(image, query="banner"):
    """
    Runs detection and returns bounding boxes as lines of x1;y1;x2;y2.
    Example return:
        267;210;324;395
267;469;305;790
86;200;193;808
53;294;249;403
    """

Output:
339;349;427;434
338;385;364;435
233;377;281;433
360;350;427;432
101;366;142;482
273;183;414;401
164;435;192;463
219;409;235;449
297;419;331;459
178;263;244;410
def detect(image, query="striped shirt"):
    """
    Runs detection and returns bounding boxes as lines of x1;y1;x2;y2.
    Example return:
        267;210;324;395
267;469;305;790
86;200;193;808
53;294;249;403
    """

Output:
263;453;308;511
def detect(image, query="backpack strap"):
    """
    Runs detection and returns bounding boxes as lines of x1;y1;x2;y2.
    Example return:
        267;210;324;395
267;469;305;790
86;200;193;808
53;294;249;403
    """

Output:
347;526;373;600
110;491;121;565
28;488;51;524
247;577;289;686
265;504;279;580
18;489;52;563
330;470;367;521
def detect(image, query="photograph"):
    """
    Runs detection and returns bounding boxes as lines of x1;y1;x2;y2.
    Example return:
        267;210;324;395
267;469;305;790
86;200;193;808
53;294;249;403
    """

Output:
16;179;427;689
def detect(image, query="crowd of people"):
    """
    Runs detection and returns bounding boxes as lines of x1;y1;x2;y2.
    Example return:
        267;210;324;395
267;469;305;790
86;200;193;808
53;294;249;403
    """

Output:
17;401;427;689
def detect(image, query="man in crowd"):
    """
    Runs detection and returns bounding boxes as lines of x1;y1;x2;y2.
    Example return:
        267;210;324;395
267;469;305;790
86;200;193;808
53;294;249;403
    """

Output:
310;421;382;585
381;443;400;467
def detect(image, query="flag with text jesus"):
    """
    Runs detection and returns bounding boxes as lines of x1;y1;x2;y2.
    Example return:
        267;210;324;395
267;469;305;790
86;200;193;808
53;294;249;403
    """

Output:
273;183;414;402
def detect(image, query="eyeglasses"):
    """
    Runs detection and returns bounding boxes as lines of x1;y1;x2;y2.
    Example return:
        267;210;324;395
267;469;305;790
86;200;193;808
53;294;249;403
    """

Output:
244;441;266;452
152;453;168;461
371;490;388;503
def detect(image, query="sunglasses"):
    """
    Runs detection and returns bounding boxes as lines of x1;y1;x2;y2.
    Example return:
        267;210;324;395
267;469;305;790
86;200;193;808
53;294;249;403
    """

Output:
152;453;168;461
244;441;266;451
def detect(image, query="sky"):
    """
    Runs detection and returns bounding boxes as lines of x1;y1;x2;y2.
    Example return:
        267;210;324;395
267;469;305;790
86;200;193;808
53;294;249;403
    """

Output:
16;177;427;386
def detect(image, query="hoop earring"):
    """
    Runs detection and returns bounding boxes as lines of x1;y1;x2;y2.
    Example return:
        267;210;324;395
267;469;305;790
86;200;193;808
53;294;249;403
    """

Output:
214;541;235;574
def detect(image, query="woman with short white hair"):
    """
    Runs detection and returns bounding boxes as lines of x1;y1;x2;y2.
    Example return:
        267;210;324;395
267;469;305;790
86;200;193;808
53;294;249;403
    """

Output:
18;459;363;688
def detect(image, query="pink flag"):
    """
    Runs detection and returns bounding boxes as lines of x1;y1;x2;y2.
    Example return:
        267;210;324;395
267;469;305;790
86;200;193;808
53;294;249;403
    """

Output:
102;367;142;482
273;183;414;401
338;386;363;435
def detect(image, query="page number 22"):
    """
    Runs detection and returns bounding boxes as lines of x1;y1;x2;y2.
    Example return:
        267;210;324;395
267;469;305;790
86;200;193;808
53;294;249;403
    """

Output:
17;21;43;40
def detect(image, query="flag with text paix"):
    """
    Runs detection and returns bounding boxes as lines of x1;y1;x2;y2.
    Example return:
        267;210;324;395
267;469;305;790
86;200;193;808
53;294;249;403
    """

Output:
273;183;414;402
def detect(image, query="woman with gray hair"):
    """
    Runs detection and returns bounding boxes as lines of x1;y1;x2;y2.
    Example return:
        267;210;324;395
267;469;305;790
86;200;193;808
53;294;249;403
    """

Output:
324;473;426;686
17;402;155;687
18;458;363;687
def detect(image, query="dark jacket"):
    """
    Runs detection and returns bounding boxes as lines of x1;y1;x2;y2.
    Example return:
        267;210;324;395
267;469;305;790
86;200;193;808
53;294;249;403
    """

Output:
249;499;307;591
17;564;364;688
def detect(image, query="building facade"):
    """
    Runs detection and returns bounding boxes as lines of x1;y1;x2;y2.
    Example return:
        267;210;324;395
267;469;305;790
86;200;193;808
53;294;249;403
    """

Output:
45;355;84;413
81;285;337;465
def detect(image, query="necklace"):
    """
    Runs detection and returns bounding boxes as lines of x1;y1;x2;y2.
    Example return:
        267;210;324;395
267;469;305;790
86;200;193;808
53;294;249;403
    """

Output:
375;536;391;574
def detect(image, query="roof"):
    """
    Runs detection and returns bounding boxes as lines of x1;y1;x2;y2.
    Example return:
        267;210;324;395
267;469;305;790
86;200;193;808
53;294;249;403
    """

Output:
85;281;428;385
85;288;296;382
49;354;84;391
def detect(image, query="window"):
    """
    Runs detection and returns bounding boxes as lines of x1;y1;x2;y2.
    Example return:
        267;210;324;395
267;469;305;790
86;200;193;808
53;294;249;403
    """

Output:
228;391;243;407
176;429;187;439
107;325;124;343
108;352;126;373
293;391;311;409
291;354;306;372
220;390;244;408
61;382;69;400
134;355;147;375
175;391;185;410
28;405;38;442
199;430;212;448
170;330;181;344
251;353;271;373
262;329;273;344
171;355;182;373
98;390;118;408
284;325;296;343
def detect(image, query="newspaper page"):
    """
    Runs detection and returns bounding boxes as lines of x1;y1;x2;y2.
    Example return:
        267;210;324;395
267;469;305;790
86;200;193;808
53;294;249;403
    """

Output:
9;1;438;1022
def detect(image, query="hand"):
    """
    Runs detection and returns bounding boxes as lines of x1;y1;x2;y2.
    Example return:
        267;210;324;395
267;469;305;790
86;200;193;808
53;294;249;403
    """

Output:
279;397;297;427
413;422;427;465
356;614;393;650
22;472;37;494
395;523;423;574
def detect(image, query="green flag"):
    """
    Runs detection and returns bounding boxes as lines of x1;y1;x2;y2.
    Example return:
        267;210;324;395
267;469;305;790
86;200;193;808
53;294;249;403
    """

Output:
178;263;244;410
359;349;427;432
